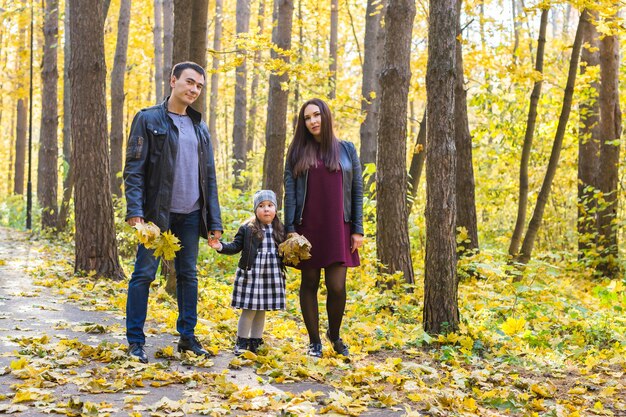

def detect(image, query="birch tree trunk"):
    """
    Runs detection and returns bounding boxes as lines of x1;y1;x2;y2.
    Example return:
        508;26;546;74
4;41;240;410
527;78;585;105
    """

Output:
376;0;415;285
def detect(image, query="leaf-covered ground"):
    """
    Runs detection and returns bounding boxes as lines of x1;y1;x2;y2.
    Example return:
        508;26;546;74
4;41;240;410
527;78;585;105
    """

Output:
0;225;625;416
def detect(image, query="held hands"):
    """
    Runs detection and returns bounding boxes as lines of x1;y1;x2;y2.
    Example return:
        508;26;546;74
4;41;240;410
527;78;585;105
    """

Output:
208;231;222;251
350;234;364;253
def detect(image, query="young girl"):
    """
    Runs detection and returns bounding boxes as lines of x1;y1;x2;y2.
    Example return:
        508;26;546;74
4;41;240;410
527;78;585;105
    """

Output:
209;190;286;355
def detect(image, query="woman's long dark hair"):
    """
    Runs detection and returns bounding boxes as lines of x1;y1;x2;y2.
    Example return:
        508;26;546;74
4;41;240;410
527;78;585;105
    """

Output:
244;215;286;244
287;98;340;177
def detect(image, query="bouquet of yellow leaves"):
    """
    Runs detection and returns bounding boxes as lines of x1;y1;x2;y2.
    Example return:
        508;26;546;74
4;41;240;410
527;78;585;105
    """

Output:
134;222;181;261
278;233;312;266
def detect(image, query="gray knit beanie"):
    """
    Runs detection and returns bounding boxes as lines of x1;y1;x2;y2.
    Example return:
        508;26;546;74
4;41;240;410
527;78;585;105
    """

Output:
253;189;278;211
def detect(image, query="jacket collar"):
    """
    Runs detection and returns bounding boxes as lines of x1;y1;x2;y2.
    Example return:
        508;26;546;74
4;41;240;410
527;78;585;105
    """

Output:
160;97;202;125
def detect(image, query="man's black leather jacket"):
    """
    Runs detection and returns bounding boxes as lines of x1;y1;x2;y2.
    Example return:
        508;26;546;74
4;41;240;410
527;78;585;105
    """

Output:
283;140;364;235
123;98;222;238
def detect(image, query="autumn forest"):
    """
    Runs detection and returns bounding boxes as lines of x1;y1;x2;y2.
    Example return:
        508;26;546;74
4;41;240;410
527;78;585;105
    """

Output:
0;0;624;415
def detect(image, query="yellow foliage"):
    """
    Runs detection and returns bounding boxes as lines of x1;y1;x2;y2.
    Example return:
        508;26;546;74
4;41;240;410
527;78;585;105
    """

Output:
500;317;526;336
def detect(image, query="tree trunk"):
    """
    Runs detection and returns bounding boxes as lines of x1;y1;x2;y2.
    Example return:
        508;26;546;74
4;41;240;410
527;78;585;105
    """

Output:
329;0;338;99
153;0;164;102
162;0;174;95
262;0;294;207
424;0;458;334
508;8;548;256
454;0;478;254
233;0;251;188
359;0;385;167
58;0;73;230
208;0;223;149
14;99;27;196
172;0;192;64
596;15;621;278
516;9;589;265
37;0;59;229
247;0;266;154
110;0;131;197
189;0;208;114
511;0;520;61
577;9;600;259
70;0;124;279
376;0;415;285
407;108;426;210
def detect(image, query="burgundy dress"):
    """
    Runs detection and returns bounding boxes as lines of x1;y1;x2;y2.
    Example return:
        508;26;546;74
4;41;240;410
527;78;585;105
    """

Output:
295;160;360;269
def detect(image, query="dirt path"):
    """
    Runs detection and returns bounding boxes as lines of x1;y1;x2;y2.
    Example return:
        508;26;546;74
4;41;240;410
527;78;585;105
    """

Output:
0;227;396;416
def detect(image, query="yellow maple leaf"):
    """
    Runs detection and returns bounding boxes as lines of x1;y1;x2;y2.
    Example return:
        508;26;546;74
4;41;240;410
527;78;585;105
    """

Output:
134;222;161;248
501;317;526;336
10;357;27;370
153;230;182;261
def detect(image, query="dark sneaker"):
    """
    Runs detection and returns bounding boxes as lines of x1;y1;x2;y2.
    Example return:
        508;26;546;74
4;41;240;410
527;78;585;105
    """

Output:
249;338;264;354
307;342;323;358
234;337;250;356
326;330;349;356
128;343;148;363
178;336;213;357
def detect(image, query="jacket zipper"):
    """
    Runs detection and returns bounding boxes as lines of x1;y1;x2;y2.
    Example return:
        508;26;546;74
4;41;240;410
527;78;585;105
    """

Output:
299;170;308;224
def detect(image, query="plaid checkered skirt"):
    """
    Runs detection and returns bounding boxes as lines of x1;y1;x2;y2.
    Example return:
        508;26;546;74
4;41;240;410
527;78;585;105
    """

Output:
231;225;286;310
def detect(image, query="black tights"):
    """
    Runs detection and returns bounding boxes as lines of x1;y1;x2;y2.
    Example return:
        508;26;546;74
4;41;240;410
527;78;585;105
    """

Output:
299;264;347;344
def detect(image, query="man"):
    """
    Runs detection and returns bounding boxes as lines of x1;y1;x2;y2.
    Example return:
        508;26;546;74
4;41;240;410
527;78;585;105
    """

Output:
123;61;222;363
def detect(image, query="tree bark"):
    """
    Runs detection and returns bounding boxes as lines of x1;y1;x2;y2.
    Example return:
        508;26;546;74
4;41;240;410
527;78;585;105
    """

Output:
14;99;27;196
329;0;338;99
424;0;458;334
596;14;621;278
233;0;251;188
208;0;223;149
109;0;131;197
153;0;164;102
508;8;548;257
69;0;123;279
162;0;174;95
172;0;192;65
407;107;426;210
247;0;266;154
577;9;600;259
359;0;386;167
516;9;589;265
189;0;208;114
376;0;415;285
58;0;73;230
454;0;478;254
262;0;294;207
37;0;59;229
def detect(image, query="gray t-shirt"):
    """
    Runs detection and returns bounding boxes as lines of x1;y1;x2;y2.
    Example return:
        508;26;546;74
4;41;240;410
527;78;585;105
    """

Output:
168;112;200;214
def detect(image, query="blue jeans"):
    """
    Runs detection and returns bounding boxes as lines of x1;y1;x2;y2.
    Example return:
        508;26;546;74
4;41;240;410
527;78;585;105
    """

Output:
126;210;201;344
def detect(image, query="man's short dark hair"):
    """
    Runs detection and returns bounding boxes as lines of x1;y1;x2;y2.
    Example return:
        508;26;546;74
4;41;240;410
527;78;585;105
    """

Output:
171;61;206;80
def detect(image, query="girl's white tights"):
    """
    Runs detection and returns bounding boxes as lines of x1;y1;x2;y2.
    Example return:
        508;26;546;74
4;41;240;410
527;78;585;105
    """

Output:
237;309;266;338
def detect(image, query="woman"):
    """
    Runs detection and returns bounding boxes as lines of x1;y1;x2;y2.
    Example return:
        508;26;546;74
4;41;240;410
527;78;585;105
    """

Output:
284;98;364;358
